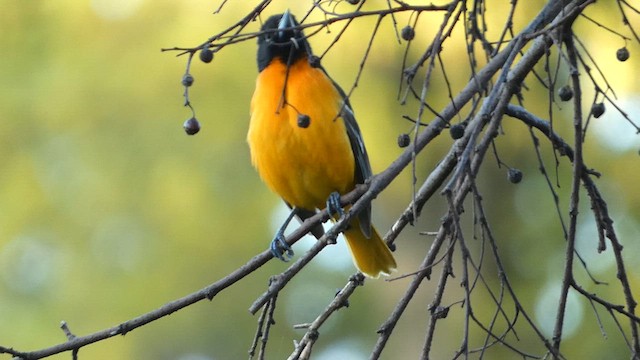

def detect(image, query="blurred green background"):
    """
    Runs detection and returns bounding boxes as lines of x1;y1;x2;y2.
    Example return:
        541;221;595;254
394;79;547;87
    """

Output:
1;1;639;359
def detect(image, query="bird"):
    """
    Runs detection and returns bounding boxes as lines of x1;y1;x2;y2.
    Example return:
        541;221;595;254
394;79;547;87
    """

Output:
247;10;396;278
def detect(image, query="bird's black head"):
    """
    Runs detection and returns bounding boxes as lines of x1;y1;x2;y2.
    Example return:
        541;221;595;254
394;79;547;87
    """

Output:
257;10;311;72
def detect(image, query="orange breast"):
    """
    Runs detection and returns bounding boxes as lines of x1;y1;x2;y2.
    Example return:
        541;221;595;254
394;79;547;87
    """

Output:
248;59;355;210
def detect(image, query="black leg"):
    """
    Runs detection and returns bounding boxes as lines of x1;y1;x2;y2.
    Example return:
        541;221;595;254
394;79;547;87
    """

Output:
270;207;298;261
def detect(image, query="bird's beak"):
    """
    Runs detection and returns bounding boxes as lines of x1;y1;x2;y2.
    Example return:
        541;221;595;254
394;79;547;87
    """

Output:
276;9;295;42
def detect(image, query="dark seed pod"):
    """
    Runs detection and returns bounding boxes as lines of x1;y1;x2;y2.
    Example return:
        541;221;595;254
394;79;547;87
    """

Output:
558;85;573;102
508;168;523;184
297;114;311;128
183;117;200;135
449;123;465;140
431;306;449;319
616;47;630;62
591;102;605;118
401;25;415;41
181;74;194;87
397;133;410;148
199;47;214;63
346;0;360;4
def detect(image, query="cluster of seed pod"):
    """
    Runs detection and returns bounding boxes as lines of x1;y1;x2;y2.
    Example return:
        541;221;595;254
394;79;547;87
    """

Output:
180;46;216;136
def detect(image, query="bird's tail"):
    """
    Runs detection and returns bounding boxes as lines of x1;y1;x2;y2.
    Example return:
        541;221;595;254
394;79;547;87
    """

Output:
343;219;397;278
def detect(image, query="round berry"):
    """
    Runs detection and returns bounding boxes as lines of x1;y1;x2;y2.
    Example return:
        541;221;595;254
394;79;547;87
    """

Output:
449;123;465;139
401;25;415;41
591;102;605;118
397;133;410;148
507;168;523;184
183;117;200;135
431;306;449;319
616;47;630;62
558;85;573;102
199;47;214;63
181;74;194;87
297;114;311;128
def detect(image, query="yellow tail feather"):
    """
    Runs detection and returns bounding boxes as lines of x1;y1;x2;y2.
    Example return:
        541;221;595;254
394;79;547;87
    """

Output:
343;220;397;278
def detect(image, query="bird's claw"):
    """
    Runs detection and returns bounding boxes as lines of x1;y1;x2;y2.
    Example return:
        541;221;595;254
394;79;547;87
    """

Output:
270;232;294;261
326;191;344;218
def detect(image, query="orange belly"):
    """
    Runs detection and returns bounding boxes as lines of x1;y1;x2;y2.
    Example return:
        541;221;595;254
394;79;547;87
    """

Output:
248;59;355;210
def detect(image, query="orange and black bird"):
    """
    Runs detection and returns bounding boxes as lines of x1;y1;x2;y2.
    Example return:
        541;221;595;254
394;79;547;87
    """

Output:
248;10;396;278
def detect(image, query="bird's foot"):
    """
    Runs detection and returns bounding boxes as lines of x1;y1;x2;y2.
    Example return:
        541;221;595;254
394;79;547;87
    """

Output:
270;231;294;261
326;191;344;219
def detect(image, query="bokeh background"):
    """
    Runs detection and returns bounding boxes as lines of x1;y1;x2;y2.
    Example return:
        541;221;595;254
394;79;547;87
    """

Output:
1;0;639;359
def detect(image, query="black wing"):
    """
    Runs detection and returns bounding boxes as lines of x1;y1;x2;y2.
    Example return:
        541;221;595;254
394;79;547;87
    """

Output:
328;75;374;239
